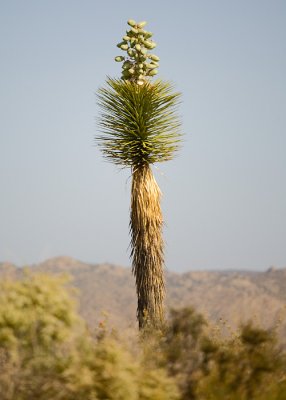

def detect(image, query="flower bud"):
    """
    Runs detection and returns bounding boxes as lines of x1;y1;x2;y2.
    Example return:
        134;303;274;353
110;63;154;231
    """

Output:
127;48;135;57
150;54;160;61
122;70;131;78
146;63;157;69
138;21;147;28
117;42;125;48
120;44;129;51
149;69;158;76
143;40;153;49
115;56;124;62
123;61;132;69
144;31;153;39
135;44;141;51
127;19;136;27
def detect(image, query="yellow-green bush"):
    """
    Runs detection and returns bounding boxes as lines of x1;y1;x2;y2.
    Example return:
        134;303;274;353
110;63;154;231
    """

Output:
0;273;179;400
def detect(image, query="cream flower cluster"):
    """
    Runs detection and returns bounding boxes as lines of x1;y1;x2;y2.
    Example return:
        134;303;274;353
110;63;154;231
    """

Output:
115;19;160;85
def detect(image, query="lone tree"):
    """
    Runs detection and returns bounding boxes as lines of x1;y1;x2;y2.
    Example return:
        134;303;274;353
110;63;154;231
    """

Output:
96;19;182;329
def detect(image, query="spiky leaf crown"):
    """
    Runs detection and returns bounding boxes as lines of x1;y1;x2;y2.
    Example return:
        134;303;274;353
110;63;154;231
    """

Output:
114;20;160;85
97;79;181;168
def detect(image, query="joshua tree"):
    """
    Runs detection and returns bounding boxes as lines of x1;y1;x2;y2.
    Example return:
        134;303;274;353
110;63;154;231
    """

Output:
96;19;182;329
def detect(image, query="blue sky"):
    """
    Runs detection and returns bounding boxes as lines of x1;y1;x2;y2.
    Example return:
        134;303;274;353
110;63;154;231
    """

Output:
0;0;285;271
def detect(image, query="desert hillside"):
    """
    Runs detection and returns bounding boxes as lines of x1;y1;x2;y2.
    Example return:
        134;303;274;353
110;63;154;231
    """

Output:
0;257;285;337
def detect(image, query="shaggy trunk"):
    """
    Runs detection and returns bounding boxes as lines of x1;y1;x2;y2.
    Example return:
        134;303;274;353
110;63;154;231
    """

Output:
130;164;165;329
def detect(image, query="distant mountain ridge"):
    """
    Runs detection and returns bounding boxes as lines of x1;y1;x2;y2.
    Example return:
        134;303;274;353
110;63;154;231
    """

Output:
1;256;285;339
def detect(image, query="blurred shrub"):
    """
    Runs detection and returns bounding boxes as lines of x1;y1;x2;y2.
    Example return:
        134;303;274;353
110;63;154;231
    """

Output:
196;322;286;400
0;273;82;399
0;274;285;399
148;307;286;400
0;273;179;400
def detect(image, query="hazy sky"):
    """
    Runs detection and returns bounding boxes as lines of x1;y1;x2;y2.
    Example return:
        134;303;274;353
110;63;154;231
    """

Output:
1;1;285;271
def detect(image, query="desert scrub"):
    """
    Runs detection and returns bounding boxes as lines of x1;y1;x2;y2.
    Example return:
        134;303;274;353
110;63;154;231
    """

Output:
0;273;180;400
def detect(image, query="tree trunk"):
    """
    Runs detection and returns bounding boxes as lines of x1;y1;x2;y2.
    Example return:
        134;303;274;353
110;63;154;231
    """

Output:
130;164;165;329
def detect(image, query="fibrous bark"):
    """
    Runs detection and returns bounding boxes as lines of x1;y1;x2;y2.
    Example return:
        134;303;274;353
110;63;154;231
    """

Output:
130;164;165;329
